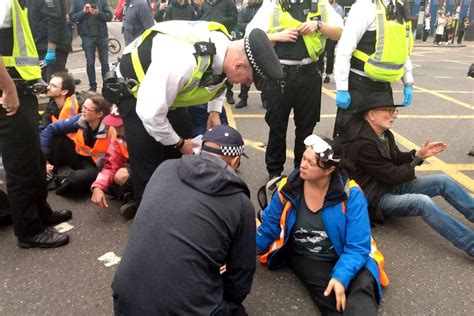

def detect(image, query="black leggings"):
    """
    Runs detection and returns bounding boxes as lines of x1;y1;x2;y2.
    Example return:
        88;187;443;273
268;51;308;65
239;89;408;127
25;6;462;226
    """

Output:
289;254;378;316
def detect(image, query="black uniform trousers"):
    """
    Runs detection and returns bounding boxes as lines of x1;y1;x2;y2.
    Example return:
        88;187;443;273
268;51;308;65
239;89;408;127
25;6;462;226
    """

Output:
333;72;393;138
289;254;378;316
317;39;337;75
238;83;267;104
264;64;322;176
116;96;192;204
0;94;53;238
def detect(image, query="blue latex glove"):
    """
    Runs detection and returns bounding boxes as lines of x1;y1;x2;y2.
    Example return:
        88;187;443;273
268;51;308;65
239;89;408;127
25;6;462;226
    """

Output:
403;85;413;107
335;90;351;109
44;49;57;66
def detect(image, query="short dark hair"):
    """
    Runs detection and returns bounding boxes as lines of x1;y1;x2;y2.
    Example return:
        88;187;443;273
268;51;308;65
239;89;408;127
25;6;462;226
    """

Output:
51;72;76;97
89;95;112;116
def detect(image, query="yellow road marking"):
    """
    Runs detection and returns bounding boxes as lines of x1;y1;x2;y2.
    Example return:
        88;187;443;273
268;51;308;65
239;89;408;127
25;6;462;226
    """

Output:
413;84;474;110
244;138;295;158
417;164;474;171
224;102;237;128
391;130;474;192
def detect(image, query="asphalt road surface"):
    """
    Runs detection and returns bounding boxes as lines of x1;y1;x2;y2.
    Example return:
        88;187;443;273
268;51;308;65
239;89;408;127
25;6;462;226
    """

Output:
0;23;473;315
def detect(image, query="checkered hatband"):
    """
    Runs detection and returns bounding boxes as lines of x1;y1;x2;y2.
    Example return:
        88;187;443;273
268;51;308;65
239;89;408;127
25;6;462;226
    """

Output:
221;145;245;156
244;36;266;79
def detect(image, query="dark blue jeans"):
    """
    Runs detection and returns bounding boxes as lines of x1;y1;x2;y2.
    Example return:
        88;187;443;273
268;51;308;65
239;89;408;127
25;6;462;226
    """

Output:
379;174;474;256
81;36;109;91
188;104;228;138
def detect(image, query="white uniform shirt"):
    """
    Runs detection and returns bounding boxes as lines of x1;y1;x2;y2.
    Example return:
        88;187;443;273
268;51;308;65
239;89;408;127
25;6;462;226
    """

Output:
117;31;230;146
0;0;13;29
246;0;344;65
334;0;414;91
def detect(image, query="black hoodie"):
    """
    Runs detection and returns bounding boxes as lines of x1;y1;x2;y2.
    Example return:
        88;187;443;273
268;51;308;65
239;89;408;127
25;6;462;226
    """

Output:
112;151;256;315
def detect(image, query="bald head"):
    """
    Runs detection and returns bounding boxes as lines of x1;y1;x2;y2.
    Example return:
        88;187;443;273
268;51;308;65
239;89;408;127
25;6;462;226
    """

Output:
223;40;253;86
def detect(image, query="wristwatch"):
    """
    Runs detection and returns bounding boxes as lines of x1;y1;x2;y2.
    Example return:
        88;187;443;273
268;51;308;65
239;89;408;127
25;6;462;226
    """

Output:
174;138;185;150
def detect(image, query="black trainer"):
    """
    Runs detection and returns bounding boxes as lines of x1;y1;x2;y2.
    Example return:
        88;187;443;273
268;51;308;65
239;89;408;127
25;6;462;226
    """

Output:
235;99;248;109
47;209;72;226
323;75;330;83
17;229;70;249
120;201;138;220
226;96;235;105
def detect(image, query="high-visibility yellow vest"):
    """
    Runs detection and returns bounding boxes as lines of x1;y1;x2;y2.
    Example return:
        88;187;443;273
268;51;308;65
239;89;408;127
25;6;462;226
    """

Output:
269;1;328;62
1;0;42;81
123;21;232;108
352;0;413;83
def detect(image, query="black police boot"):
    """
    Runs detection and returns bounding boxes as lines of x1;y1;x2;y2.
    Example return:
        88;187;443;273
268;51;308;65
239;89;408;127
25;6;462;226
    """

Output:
46;209;73;226
17;228;69;248
235;99;248;109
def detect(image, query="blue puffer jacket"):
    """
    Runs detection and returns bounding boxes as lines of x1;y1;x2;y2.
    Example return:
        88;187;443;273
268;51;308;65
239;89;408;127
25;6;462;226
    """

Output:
257;169;383;303
70;0;112;38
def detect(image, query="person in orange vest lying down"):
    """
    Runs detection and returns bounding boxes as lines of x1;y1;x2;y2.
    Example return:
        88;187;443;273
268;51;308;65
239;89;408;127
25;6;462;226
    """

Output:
39;71;79;131
40;95;112;196
90;105;137;220
256;135;388;315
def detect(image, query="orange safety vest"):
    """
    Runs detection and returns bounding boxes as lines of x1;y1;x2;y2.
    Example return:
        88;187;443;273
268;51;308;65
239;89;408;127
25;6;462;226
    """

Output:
51;95;79;140
74;124;113;164
259;178;389;287
111;128;129;160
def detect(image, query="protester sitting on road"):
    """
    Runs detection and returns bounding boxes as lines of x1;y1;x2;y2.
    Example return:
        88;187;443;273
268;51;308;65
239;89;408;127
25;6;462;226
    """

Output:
112;125;256;314
339;91;474;257
90;105;136;219
257;135;386;315
40;72;79;131
40;96;112;195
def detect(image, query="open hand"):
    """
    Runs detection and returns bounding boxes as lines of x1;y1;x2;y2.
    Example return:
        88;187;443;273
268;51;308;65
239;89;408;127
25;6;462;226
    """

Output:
324;278;346;312
416;139;447;159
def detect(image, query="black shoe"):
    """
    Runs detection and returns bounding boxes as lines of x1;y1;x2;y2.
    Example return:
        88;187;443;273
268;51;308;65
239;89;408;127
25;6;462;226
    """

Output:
235;99;248;109
120;201;138;220
262;100;268;109
46;172;58;191
468;146;474;157
46;209;72;226
17;229;70;248
226;96;235;105
55;178;71;195
88;88;97;93
323;75;330;83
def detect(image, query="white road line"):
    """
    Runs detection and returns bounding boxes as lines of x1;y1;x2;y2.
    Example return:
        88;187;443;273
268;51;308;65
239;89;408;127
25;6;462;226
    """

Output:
98;252;122;267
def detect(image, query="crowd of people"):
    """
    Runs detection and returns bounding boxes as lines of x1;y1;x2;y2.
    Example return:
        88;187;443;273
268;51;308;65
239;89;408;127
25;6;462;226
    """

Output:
1;0;473;315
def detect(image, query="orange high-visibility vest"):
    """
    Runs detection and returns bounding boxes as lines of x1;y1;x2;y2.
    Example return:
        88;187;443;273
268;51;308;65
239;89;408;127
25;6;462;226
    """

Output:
74;125;113;164
51;95;79;140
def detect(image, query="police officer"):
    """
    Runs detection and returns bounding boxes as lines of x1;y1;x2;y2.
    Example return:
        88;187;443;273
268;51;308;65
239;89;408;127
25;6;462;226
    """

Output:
107;20;283;205
246;0;344;179
0;0;71;248
333;0;414;137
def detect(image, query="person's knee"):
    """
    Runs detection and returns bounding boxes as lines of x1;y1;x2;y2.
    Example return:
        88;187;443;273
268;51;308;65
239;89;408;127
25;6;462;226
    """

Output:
114;168;130;186
415;195;437;217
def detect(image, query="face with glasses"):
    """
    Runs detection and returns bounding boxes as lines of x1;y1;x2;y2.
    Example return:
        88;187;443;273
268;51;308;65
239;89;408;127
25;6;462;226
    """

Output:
46;77;66;98
81;99;103;122
367;106;399;132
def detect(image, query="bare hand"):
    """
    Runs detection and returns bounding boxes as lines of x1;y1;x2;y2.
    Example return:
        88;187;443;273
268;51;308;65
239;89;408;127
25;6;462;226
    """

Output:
298;21;319;35
83;4;91;13
91;187;109;208
46;162;54;173
324;278;346;312
179;139;198;155
416;139;447;159
206;111;221;130
270;29;299;43
0;89;20;116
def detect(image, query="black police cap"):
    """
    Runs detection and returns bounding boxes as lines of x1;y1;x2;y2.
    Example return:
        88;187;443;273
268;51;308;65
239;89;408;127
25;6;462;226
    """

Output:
244;29;284;82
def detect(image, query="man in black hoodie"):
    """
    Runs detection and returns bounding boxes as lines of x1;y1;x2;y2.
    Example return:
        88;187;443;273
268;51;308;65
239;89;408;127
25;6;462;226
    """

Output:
112;125;256;315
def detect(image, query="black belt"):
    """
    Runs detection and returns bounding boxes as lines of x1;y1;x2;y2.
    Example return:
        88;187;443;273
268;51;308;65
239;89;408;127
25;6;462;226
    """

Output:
282;63;320;80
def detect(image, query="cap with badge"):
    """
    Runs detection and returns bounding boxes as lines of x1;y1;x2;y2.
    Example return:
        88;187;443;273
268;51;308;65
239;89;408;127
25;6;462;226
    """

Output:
102;104;123;127
201;125;248;158
244;28;284;90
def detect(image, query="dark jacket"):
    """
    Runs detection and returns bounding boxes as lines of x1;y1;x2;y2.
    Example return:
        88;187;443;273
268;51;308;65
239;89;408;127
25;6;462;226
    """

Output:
123;0;155;45
112;151;256;315
70;0;112;38
26;0;71;52
163;1;198;22
199;0;238;33
341;120;417;222
237;2;262;35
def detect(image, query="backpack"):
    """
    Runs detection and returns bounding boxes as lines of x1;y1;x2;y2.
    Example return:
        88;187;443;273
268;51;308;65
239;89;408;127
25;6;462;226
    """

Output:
256;175;285;221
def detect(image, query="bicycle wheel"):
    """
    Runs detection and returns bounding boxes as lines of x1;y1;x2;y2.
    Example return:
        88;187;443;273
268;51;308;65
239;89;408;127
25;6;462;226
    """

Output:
108;38;122;55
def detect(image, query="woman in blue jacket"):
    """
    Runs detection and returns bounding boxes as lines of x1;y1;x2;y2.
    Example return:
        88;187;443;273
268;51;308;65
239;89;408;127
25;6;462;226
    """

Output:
257;135;386;315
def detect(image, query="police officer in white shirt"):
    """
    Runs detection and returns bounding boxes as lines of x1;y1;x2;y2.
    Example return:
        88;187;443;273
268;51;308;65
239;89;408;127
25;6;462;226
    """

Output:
333;0;414;137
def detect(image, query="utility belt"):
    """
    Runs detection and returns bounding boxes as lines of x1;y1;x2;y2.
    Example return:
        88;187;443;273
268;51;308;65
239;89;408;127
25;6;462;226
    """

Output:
281;63;320;81
102;70;137;104
0;79;48;96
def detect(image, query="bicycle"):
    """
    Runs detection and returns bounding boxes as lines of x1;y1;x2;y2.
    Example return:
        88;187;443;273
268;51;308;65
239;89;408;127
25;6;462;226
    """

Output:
108;37;122;55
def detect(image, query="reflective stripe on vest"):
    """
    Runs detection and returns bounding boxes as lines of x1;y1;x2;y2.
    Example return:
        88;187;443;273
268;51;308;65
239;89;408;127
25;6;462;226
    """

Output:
75;124;113;164
2;0;41;81
352;0;413;82
269;1;328;61
125;21;231;107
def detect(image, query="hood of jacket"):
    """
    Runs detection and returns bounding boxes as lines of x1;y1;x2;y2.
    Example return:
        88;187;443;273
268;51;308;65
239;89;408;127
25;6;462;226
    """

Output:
178;151;250;197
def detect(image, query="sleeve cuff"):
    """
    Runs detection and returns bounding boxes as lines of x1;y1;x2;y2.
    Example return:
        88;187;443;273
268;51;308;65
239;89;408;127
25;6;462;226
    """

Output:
336;80;349;91
207;99;223;113
161;130;181;146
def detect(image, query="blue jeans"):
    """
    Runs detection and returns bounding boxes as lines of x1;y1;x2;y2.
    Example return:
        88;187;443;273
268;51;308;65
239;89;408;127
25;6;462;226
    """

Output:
378;174;474;256
81;36;109;91
188;104;228;138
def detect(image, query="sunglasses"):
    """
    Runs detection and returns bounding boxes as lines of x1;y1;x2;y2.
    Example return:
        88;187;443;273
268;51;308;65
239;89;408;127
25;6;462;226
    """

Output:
303;135;340;167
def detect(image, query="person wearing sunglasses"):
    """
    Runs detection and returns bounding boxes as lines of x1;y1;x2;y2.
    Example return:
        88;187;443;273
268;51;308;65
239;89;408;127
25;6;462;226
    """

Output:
257;134;387;314
339;91;474;257
333;0;414;138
